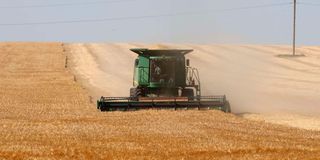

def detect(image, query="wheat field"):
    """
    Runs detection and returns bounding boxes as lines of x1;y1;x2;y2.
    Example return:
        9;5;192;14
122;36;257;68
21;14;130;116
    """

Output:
0;42;319;159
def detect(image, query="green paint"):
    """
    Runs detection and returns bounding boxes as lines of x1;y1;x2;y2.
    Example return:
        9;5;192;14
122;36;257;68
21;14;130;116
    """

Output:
132;49;190;89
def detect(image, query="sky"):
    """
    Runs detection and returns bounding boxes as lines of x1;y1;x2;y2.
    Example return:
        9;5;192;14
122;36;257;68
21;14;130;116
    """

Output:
0;0;319;45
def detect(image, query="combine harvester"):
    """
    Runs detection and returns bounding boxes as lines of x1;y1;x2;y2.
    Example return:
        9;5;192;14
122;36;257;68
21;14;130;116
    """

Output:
97;48;231;112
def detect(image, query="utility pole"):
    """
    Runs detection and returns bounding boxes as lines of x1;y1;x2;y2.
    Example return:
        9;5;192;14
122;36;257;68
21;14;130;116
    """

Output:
293;0;297;56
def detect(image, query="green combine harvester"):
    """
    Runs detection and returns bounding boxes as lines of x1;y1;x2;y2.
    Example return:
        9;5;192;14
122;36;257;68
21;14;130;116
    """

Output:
97;48;231;112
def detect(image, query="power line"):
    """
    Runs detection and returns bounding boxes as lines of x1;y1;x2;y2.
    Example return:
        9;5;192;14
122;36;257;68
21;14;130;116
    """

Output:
298;2;320;6
0;2;292;26
209;2;292;12
0;0;136;9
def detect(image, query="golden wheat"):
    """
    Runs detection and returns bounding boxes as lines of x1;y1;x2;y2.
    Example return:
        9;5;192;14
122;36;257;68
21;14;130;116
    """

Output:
0;43;319;159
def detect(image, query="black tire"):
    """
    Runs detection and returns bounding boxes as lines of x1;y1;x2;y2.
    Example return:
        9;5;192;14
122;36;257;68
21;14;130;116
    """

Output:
168;89;179;97
130;88;142;100
182;89;194;98
222;101;231;113
130;88;136;97
163;89;179;97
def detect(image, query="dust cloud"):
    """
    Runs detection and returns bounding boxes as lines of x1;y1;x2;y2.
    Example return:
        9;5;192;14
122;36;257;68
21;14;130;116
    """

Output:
66;43;320;130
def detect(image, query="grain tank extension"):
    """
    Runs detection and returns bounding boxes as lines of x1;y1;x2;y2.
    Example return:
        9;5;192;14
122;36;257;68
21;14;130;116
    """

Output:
97;48;231;112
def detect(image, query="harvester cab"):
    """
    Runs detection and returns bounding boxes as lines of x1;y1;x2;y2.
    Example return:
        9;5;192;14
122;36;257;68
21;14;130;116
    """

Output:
97;48;231;112
130;48;200;98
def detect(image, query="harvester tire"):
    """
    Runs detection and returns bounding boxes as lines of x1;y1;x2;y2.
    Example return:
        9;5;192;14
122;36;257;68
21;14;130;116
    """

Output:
130;88;136;97
182;89;194;98
130;88;142;100
223;101;231;113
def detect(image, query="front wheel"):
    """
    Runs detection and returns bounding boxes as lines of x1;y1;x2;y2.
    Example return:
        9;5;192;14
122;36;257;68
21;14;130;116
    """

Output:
130;88;142;100
181;88;194;98
222;100;231;113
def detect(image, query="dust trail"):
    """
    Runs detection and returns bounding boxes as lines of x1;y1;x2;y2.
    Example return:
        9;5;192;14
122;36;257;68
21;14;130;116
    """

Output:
189;44;320;115
67;43;320;130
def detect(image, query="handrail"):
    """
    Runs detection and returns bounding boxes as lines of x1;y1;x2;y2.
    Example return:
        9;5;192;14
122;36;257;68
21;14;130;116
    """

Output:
186;66;201;97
